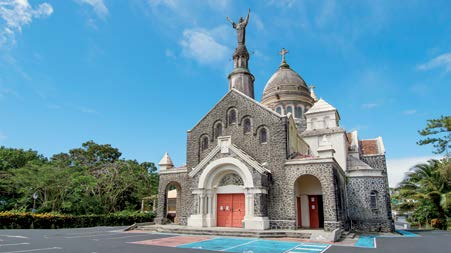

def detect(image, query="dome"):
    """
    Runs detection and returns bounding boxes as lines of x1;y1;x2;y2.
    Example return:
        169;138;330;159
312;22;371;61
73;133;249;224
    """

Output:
261;61;313;107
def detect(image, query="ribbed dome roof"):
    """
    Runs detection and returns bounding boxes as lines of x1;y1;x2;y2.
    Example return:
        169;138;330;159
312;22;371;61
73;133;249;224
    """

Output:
261;62;313;106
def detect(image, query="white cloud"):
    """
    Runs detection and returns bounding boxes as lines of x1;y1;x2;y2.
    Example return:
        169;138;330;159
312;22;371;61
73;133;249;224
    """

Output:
0;0;53;47
386;155;440;187
266;0;296;8
77;106;98;114
180;28;230;64
361;103;378;109
77;0;108;19
0;130;6;139
252;13;264;31
417;53;451;73
403;109;416;115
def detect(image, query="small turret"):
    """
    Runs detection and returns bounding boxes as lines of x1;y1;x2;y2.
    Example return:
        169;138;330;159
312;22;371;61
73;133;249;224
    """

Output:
158;152;174;171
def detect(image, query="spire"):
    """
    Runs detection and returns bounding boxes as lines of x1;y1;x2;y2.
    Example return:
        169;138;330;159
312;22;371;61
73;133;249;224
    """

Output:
309;85;318;101
158;152;174;171
279;48;290;69
227;9;255;99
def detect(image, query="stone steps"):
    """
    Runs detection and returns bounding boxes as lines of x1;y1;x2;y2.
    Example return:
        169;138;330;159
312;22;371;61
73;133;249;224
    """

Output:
138;225;311;239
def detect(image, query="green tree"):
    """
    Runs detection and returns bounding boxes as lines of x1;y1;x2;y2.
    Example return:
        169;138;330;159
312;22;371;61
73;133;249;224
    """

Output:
1;141;159;215
417;115;451;156
399;159;450;229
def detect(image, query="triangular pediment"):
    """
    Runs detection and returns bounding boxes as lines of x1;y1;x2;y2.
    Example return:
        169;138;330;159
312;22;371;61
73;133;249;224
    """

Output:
189;136;270;177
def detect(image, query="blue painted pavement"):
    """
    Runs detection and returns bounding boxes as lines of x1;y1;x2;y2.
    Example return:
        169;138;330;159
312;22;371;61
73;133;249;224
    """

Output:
177;237;330;253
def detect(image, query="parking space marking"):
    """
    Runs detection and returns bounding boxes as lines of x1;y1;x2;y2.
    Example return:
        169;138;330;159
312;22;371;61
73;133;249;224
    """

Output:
94;234;153;240
0;247;62;253
64;233;121;239
0;243;30;247
220;239;259;251
0;236;28;239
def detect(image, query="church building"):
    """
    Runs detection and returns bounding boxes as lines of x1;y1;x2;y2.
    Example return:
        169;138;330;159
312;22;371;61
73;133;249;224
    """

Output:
155;12;394;233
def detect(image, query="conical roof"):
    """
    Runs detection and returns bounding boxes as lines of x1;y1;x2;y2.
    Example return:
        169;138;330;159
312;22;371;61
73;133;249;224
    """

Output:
158;152;174;166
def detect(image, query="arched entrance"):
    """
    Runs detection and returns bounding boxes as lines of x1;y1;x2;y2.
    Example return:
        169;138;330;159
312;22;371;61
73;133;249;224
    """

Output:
164;182;181;224
215;172;245;227
188;157;270;229
294;175;324;229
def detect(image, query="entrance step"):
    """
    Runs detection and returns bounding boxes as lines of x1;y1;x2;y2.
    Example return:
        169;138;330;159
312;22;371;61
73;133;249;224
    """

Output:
137;225;311;239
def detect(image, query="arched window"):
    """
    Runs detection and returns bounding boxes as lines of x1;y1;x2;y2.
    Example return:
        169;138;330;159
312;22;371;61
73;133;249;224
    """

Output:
201;136;208;151
260;128;267;144
295;106;303;118
286;105;293;115
370;191;378;209
243;118;251;134
214;123;222;139
275;106;282;115
228;109;237;125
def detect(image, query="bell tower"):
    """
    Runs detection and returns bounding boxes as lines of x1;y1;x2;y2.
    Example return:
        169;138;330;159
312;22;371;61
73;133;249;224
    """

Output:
226;9;255;99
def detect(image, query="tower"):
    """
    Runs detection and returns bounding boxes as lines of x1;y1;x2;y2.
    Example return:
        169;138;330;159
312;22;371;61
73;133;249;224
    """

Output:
226;10;255;99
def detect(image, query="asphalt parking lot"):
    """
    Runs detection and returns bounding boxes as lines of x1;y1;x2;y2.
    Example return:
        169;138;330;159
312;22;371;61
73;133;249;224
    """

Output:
0;227;449;253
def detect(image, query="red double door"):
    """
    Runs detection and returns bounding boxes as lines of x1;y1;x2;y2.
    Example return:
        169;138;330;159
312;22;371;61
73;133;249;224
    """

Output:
217;194;245;228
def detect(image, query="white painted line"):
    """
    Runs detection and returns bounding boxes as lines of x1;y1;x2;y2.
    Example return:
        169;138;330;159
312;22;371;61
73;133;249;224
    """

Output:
0;235;28;239
299;244;327;248
295;248;323;251
0;247;62;253
321;245;331;253
220;239;259;251
0;243;30;247
64;233;124;239
64;231;116;236
283;243;303;253
96;234;154;240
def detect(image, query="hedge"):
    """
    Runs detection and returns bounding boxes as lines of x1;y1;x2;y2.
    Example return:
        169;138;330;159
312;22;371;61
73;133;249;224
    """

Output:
0;211;155;229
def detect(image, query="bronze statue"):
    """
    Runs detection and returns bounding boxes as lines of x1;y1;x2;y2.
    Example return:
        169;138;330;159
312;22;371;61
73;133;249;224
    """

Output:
226;9;250;45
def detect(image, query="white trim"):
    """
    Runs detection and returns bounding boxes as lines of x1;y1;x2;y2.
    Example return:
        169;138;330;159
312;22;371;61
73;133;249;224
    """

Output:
159;168;188;175
197;157;254;188
189;145;221;177
229;145;270;174
190;138;270;177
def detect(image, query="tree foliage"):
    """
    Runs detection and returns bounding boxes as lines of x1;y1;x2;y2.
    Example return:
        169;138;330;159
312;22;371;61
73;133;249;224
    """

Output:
417;115;451;156
0;141;159;215
397;159;450;229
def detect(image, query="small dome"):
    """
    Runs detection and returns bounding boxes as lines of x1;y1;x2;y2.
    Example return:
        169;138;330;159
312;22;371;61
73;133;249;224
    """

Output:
261;62;313;107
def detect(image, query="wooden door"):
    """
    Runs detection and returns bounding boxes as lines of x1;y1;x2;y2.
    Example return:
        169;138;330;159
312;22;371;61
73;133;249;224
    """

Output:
296;197;302;228
217;194;232;227
231;194;245;227
217;194;245;228
309;195;319;228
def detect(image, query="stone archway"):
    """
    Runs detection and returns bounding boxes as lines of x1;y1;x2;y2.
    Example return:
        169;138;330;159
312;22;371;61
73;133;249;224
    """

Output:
163;181;182;224
188;157;269;229
294;175;324;229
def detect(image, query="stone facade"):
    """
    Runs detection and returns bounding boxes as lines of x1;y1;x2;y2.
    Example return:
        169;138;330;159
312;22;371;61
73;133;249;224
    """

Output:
155;19;394;232
155;170;192;225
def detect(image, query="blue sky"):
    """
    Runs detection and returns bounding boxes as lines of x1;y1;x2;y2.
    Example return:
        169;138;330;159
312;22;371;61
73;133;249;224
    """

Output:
0;0;450;186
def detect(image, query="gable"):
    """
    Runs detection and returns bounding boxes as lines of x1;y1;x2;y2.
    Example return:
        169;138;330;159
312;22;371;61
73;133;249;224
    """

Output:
186;89;288;170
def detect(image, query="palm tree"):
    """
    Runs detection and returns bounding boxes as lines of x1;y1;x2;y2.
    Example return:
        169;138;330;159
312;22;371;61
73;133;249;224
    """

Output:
399;158;450;229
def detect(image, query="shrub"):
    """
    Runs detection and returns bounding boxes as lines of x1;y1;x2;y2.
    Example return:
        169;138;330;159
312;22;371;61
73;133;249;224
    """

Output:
0;211;155;229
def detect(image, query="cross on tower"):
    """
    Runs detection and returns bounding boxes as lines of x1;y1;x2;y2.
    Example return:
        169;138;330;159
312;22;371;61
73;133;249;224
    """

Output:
279;48;288;63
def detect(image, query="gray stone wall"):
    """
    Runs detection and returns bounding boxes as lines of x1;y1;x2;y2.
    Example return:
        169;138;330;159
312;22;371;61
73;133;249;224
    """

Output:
187;90;287;174
280;161;346;231
155;171;192;225
361;155;386;171
346;176;394;232
254;193;268;217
